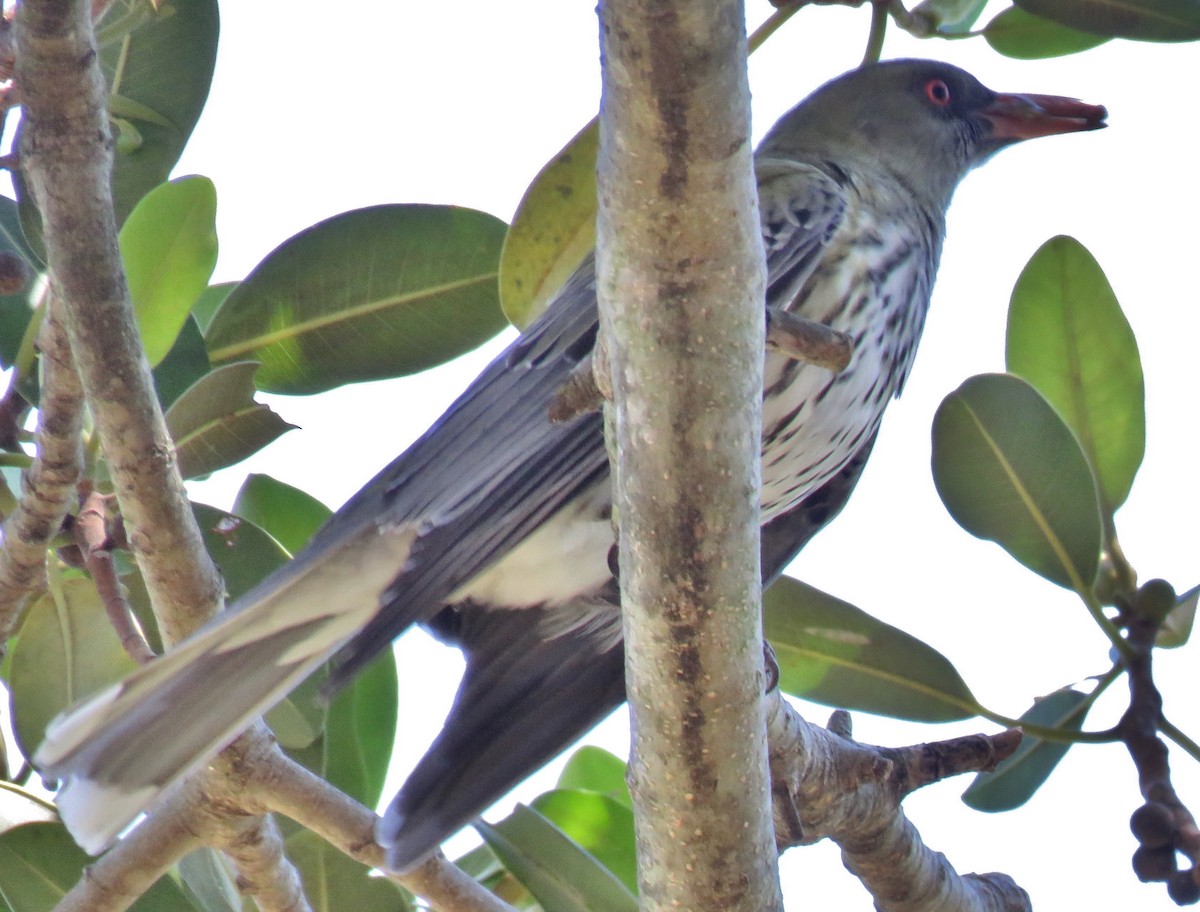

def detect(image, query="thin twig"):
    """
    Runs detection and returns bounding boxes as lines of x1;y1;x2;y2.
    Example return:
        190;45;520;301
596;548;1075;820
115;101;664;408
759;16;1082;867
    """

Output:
52;777;209;912
766;693;1030;912
72;487;156;664
253;748;518;912
1118;581;1200;902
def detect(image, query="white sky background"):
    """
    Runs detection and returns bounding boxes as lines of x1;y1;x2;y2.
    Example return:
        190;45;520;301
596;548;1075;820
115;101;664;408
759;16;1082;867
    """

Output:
75;0;1200;908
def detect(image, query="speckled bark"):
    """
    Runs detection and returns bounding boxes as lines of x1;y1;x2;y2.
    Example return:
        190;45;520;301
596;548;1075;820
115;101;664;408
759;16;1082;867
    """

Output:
595;3;779;911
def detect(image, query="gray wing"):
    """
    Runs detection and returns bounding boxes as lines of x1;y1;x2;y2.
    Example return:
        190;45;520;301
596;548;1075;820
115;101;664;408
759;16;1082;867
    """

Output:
378;429;878;871
756;157;849;312
332;160;849;684
35;159;851;858
323;259;607;686
35;262;608;853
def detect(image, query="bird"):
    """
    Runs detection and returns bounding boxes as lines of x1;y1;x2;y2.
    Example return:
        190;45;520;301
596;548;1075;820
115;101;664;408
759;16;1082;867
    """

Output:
34;59;1105;871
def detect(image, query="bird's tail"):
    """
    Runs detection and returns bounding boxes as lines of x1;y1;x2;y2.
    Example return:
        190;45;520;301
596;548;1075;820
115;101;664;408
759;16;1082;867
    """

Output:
380;598;626;870
35;521;418;854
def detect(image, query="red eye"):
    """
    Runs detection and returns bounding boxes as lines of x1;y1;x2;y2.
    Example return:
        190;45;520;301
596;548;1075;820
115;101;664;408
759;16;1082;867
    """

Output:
925;79;951;106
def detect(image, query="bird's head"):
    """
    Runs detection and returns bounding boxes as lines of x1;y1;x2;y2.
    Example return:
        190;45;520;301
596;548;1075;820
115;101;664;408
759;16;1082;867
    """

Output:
759;59;1106;211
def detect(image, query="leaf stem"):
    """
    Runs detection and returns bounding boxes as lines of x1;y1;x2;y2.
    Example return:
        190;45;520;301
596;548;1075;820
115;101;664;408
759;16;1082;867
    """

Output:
862;1;889;65
972;665;1123;744
1161;717;1200;765
748;1;804;53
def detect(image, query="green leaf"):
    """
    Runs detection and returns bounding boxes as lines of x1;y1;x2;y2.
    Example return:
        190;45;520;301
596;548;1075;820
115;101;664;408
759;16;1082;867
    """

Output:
108;93;176;130
191;283;237;335
204;205;509;394
478;805;638;912
322;652;397;807
932;373;1103;592
152;316;212;409
763;577;976;722
531;791;637;895
912;0;991;33
12;0;217;257
557;746;632;809
177;848;242;912
1157;583;1198;648
97;0;220;223
1006;236;1144;514
112;116;145;154
192;503;289;601
0;198;41;371
119;176;219;366
499;123;597;327
165;362;296;479
8;578;138;757
286;653;399;807
262;696;321;751
286;830;411;912
984;6;1111;57
0;823;196;912
233;474;332;557
1014;0;1200;39
963;688;1090;810
0;784;58;835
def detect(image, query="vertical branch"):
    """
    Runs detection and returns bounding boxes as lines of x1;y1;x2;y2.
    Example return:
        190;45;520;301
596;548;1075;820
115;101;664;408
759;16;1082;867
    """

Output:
0;296;83;637
15;0;222;645
595;2;779;911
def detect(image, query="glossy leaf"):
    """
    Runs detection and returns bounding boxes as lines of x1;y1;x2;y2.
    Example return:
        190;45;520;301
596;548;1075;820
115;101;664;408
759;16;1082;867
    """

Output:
0;197;41;370
0;471;17;520
262;694;321;751
1014;0;1200;38
450;843;509;892
963;688;1090;810
984;6;1111;57
191;282;237;334
932;373;1102;591
1158;583;1198;649
165;362;296;479
763;577;976;722
477;805;638;912
323;652;397;807
8;578;138;757
152;316;212;409
557;746;632;809
119;176;219;366
204;205;508;394
0;823;195;912
499;123;597;327
286;830;410;912
233;474;332;556
193;503;289;601
1006;236;1144;514
97;0;220;223
286;653;399;808
177;848;241;912
531;790;637;894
